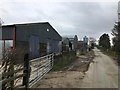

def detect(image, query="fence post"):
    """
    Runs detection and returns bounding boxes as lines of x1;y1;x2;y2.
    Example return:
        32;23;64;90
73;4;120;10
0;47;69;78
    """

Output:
23;53;30;89
51;54;54;67
10;61;14;90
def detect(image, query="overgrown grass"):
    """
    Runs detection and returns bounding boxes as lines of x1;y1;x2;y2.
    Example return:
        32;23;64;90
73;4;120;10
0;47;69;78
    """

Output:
52;51;78;71
98;47;120;65
96;46;120;65
100;49;117;59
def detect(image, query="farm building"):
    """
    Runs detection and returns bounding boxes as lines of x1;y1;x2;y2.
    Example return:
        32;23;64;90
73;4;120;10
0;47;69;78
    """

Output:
62;35;78;51
67;35;78;51
0;22;62;63
62;37;70;51
77;41;84;50
89;37;96;49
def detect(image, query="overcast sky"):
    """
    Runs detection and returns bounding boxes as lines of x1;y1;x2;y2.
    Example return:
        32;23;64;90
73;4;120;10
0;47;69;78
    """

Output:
0;0;119;42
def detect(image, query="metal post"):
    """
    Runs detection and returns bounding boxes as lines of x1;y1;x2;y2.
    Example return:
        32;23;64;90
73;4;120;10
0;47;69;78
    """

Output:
49;55;51;69
52;54;54;67
37;60;39;80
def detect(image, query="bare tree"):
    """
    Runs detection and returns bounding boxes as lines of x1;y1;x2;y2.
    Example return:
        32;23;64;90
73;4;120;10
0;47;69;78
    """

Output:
1;47;16;89
0;19;16;89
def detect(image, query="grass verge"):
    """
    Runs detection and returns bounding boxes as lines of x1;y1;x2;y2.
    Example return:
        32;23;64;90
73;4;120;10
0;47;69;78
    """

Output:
98;48;120;65
52;51;78;71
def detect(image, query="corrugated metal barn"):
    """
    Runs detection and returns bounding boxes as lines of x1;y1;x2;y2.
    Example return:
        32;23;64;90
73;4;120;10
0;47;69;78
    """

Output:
1;22;62;63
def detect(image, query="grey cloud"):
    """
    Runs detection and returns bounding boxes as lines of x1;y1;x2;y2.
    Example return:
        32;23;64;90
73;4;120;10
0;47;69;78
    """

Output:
1;1;118;41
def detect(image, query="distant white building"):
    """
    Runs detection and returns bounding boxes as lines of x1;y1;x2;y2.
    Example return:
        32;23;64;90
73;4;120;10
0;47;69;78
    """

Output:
89;37;96;47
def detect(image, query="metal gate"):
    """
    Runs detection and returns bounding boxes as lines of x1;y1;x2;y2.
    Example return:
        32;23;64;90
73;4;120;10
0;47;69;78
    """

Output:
29;53;54;88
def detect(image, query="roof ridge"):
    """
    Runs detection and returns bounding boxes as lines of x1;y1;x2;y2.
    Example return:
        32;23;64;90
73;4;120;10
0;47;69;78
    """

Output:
2;22;49;26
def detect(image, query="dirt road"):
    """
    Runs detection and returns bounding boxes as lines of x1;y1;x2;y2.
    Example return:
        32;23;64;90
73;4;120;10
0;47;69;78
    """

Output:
81;48;118;88
33;48;118;88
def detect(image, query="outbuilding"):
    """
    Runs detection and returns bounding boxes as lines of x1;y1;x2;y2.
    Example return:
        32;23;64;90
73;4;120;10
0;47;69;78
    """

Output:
1;22;62;63
67;35;78;51
62;35;78;51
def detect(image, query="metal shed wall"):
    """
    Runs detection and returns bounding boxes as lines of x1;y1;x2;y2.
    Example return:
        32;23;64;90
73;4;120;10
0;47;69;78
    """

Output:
15;23;62;43
2;26;14;40
1;22;62;62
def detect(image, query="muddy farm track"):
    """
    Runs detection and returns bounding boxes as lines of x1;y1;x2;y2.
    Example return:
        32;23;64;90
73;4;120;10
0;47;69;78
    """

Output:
32;48;118;88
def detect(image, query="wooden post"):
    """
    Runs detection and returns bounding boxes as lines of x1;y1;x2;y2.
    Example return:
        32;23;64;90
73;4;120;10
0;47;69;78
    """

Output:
10;47;15;90
10;60;14;90
23;53;29;89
